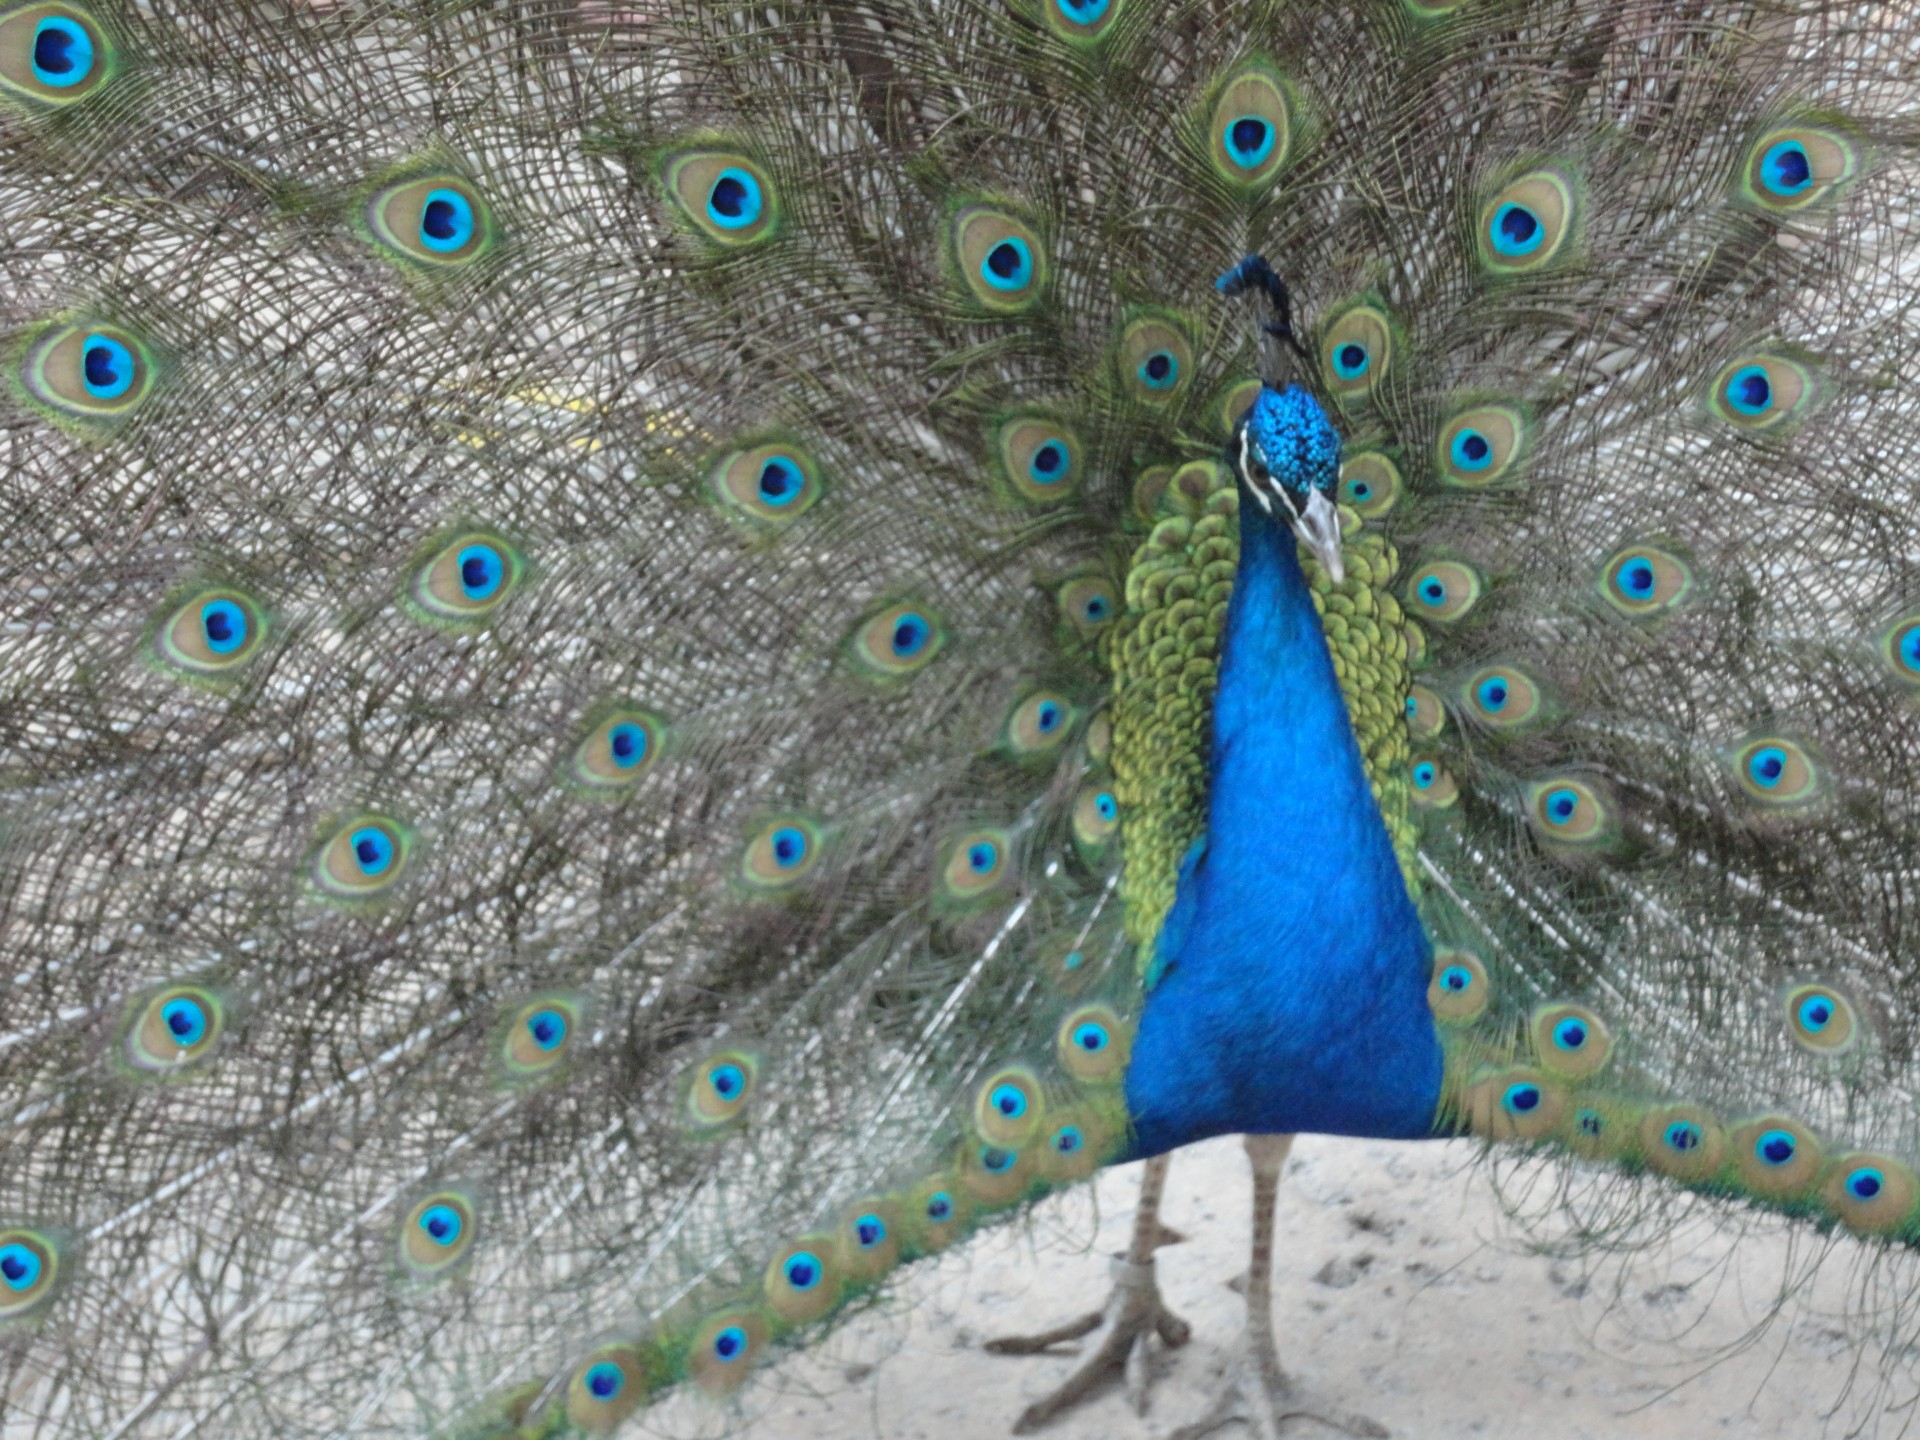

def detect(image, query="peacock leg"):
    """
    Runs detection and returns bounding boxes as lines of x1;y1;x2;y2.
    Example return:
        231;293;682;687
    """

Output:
1166;1134;1388;1440
987;1152;1193;1432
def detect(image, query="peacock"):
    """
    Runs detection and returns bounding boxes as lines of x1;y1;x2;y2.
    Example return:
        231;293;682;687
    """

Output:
3;1;1917;1437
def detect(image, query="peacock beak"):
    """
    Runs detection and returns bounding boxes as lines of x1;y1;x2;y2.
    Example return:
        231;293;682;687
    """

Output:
1290;487;1345;585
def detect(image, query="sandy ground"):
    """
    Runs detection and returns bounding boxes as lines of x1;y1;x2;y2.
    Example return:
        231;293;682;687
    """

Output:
640;1133;1920;1439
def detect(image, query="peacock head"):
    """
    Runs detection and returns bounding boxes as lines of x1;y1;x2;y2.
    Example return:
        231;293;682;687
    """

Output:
1232;382;1345;584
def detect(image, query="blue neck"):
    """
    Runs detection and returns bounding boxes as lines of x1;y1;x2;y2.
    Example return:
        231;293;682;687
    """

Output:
1122;490;1443;1155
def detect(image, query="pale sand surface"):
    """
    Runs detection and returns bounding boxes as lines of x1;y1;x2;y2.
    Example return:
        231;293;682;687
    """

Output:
644;1133;1908;1439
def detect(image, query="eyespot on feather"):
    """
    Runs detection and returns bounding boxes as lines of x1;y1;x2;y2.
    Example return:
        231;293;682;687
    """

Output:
1477;168;1578;274
1043;0;1121;43
1733;736;1819;806
685;1049;759;1129
1708;353;1815;430
1525;777;1614;847
662;148;778;246
156;589;265;677
399;1192;476;1277
126;985;225;1074
1057;1005;1131;1082
1467;1067;1565;1142
996;415;1080;503
16;319;156;427
0;5;112;106
1408;758;1458;810
1824;1154;1917;1236
952;204;1046;313
940;828;1012;901
1783;983;1858;1054
764;1235;843;1324
961;1141;1038;1206
410;533;524;623
1207;62;1292;188
1600;545;1693;617
1057;577;1117;640
1738;122;1859;212
1132;464;1175;521
849;600;944;678
1072;782;1119;850
1340;450;1402;519
1529;1003;1610;1079
500;996;581;1079
711;441;822;524
1320;303;1393;405
1035;1104;1117;1182
900;1176;969;1255
1428;950;1489;1023
1115;313;1192;406
571;709;664;789
974;1067;1044;1146
1405;684;1445;740
1880;616;1920;683
1005;689;1077;759
365;174;495;267
1640;1105;1725;1183
687;1309;769;1393
312;816;410;900
0;1230;58;1317
1405;561;1482;624
1460;664;1542;730
1436;405;1526;487
565;1344;650;1433
840;1200;902;1281
1730;1115;1824;1199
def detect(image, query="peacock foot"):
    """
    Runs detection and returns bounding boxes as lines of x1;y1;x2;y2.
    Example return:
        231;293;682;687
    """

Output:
1163;1326;1388;1440
986;1253;1193;1433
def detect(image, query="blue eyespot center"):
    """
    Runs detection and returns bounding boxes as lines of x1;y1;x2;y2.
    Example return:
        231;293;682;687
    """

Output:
1727;365;1773;415
710;1062;745;1100
1056;0;1111;21
1029;439;1067;482
1503;1083;1541;1115
1664;1122;1702;1153
1036;701;1062;733
1552;1018;1587;1051
713;1325;747;1361
982;237;1033;290
1477;676;1509;711
1072;1022;1108;1052
706;169;763;228
1900;627;1920;672
967;841;998;874
420;1204;462;1246
608;721;647;768
981;1145;1016;1173
456;544;504;600
1412;762;1437;789
855;1214;886;1248
199;599;247;654
1333;342;1369;380
1748;746;1787;787
1757;1131;1797;1166
528;1008;567;1051
926;1192;953;1221
0;1244;40;1290
418;188;476;252
990;1083;1027;1119
757;457;801;505
1082;594;1110;621
351;827;394;875
1054;1126;1084;1154
1418;577;1447;606
1846;1167;1884;1201
1490;202;1542;255
783;1252;822;1290
1349;480;1372;500
161;997;207;1046
891;613;930;657
1225;115;1276;168
1451;429;1492;470
585;1362;624;1400
32;18;93;87
1440;965;1472;993
1544;788;1579;824
1623;561;1655;595
1799;996;1834;1031
771;826;807;868
81;334;134;399
1138;350;1178;389
1577;1110;1603;1137
1761;140;1812;196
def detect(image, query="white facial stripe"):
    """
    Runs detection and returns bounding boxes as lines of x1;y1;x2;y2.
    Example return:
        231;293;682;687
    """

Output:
1238;429;1275;514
